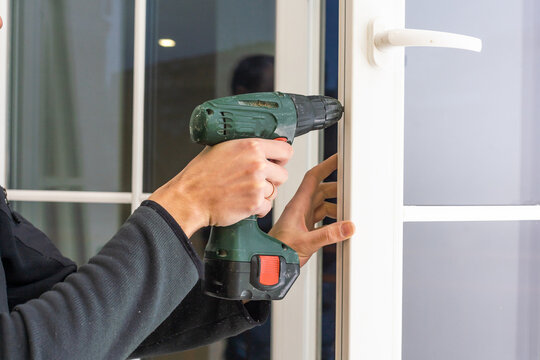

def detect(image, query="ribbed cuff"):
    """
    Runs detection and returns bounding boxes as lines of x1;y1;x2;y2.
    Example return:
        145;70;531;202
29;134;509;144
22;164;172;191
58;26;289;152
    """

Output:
141;200;204;279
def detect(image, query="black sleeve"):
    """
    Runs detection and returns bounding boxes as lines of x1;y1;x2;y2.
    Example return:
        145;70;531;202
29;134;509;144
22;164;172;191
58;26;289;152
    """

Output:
0;204;200;360
131;201;270;358
131;281;270;358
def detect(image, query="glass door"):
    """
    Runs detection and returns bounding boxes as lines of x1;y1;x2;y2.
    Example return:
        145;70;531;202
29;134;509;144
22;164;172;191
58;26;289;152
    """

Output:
4;0;278;357
1;0;322;359
403;0;540;358
337;0;540;359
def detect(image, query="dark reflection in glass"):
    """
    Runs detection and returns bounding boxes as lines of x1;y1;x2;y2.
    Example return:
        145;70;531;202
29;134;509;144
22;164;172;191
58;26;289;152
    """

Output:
143;1;276;193
12;202;130;266
321;0;340;359
403;221;540;360
143;1;275;359
9;1;134;192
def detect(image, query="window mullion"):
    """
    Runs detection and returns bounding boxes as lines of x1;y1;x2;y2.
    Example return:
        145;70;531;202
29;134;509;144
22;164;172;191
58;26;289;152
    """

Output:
131;0;147;213
3;190;132;204
404;205;540;222
0;0;10;186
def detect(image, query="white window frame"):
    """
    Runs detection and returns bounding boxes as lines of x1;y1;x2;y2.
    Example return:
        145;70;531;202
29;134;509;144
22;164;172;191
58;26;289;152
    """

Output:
272;1;324;359
335;0;540;359
0;0;9;185
0;0;323;358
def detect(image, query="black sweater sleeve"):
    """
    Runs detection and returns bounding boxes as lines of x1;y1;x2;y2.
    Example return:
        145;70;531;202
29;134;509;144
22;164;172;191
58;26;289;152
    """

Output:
131;202;271;358
0;204;200;359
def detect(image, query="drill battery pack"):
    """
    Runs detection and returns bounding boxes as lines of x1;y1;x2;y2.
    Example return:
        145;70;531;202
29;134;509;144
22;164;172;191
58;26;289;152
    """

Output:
202;216;300;301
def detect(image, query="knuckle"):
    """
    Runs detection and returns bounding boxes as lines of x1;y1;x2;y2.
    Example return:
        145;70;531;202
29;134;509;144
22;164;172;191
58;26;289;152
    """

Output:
249;180;265;193
247;159;266;175
322;227;332;244
248;203;259;214
247;140;264;156
251;147;265;162
304;169;317;183
282;168;289;182
327;225;340;242
248;139;260;149
249;197;265;213
287;144;294;158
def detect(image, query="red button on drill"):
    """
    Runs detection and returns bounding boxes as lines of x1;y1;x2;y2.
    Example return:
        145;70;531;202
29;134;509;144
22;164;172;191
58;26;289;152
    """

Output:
258;255;280;286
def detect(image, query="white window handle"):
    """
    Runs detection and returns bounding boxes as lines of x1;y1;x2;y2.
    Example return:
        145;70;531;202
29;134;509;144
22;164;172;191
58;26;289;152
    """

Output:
368;18;482;66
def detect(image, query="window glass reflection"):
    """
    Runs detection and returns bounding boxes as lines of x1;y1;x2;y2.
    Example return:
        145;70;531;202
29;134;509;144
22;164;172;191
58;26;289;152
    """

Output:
9;1;134;192
404;0;540;205
12;202;130;265
403;221;540;359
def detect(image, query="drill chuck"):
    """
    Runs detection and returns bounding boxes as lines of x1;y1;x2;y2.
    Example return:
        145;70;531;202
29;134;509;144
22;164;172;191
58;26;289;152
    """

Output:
289;94;343;137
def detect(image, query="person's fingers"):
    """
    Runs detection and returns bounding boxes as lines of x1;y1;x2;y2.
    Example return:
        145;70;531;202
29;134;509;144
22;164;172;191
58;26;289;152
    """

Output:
313;202;337;223
257;139;294;166
304;221;355;248
263;180;277;200
312;182;338;207
291;155;338;208
321;181;337;198
264;160;288;186
307;154;337;183
256;199;273;218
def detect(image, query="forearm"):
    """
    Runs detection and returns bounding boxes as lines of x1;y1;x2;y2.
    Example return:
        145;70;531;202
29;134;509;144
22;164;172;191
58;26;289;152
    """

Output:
0;202;201;360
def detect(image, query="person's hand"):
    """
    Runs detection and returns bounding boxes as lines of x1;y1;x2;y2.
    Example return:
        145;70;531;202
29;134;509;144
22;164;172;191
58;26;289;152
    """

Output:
149;138;293;237
269;154;355;267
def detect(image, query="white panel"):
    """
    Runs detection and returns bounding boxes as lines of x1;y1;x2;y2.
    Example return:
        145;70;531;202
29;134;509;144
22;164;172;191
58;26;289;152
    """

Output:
336;0;404;359
272;0;322;359
0;1;10;185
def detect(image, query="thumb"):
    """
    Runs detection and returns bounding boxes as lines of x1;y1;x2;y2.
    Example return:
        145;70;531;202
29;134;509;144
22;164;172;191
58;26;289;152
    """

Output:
306;221;355;249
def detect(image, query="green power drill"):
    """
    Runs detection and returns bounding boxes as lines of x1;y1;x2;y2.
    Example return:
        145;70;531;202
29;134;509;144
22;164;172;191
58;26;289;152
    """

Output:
189;91;343;301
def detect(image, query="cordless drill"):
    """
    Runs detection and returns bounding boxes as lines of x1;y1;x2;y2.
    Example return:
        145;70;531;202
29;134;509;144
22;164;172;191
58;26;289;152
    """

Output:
190;91;343;300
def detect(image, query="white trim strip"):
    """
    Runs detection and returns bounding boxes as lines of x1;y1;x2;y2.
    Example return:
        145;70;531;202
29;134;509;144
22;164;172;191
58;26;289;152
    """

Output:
272;1;321;359
131;0;147;212
404;205;540;222
0;0;10;186
4;190;132;203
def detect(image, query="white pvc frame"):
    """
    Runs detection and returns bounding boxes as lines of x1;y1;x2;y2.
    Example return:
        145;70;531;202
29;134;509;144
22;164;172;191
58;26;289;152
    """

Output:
336;1;540;360
272;1;323;359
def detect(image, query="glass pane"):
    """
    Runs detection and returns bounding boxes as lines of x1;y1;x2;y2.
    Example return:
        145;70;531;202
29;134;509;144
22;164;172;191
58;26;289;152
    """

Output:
403;221;540;359
9;1;134;192
143;1;276;360
12;202;131;265
143;0;276;192
404;0;540;205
